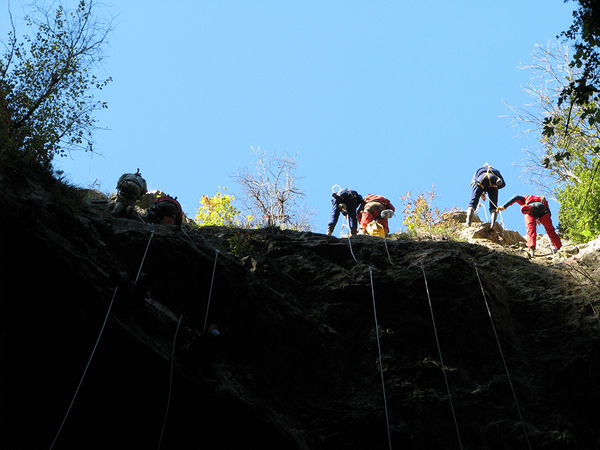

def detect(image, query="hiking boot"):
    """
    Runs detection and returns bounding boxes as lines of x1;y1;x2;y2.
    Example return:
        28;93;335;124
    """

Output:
465;207;474;226
528;248;535;258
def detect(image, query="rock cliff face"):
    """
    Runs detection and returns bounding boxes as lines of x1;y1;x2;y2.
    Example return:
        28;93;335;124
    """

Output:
2;160;600;450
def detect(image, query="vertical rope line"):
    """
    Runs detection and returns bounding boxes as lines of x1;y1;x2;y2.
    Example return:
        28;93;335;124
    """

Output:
49;229;155;450
487;196;505;229
49;286;119;450
368;267;393;450
157;313;184;450
472;261;532;450
343;216;359;264
383;237;395;266
136;229;155;283
419;262;464;450
203;249;220;332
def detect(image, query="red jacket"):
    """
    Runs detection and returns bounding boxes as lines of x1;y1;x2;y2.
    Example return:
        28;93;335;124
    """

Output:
502;195;550;217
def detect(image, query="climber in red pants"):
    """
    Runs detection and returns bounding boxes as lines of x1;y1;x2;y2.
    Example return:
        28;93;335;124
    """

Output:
496;194;562;257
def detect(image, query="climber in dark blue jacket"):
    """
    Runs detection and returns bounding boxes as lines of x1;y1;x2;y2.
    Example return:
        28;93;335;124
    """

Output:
465;163;505;228
327;188;363;236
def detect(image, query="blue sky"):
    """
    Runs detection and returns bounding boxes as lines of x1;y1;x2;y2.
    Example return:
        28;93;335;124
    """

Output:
3;1;577;235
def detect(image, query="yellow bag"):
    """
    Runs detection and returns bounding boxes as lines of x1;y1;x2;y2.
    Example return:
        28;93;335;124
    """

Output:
366;220;386;237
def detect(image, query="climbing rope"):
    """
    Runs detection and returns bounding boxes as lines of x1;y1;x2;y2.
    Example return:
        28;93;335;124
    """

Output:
368;267;393;450
486;196;506;229
341;217;359;264
471;260;532;450
339;216;392;448
158;246;221;448
418;261;464;450
157;313;184;450
476;195;505;229
49;229;155;450
203;249;220;331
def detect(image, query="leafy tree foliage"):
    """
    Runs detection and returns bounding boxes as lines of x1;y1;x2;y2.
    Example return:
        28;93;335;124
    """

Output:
400;189;459;238
555;151;600;242
0;0;112;167
194;187;252;227
508;42;600;241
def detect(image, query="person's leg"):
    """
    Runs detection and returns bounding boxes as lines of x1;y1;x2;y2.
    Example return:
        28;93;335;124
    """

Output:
467;185;482;210
539;214;562;250
488;188;499;212
524;214;537;249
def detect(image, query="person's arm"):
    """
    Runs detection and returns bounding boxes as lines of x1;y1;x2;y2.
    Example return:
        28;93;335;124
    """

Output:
498;195;525;210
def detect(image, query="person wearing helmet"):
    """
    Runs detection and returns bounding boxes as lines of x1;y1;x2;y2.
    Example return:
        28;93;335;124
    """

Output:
327;188;363;236
112;169;147;218
357;194;395;236
465;163;505;228
496;194;561;257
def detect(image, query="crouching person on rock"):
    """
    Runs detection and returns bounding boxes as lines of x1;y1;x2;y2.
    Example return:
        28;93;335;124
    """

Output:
465;163;505;228
145;194;183;227
357;194;395;236
327;188;363;236
112;169;147;218
496;194;562;257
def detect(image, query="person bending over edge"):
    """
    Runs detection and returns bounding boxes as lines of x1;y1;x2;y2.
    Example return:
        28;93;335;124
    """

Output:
497;194;561;257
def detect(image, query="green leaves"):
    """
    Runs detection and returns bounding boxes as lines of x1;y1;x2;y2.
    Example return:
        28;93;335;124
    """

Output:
0;0;112;167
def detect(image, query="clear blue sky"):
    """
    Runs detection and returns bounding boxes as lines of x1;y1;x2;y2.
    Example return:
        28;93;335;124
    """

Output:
3;1;577;235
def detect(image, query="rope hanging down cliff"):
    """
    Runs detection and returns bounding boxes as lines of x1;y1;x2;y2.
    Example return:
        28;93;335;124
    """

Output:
471;259;532;450
158;248;220;450
341;216;393;450
368;266;393;450
419;261;464;450
49;229;155;450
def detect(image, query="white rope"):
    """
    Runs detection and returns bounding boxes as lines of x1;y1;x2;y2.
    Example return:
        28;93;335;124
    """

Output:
383;237;395;266
418;262;464;450
158;242;221;448
49;229;155;450
341;216;359;264
368;266;393;450
486;196;506;229
471;260;532;450
157;313;184;450
48;286;119;450
203;249;220;331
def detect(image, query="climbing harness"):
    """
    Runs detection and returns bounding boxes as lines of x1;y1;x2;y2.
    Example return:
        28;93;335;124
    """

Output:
368;267;393;450
471;259;533;450
49;229;155;450
419;261;464;450
476;165;504;190
157;312;184;450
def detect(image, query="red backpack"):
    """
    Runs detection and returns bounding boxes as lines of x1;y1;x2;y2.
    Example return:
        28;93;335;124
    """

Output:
363;194;392;209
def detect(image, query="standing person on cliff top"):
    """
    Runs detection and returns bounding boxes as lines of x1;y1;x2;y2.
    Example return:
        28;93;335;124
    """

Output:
465;163;505;228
